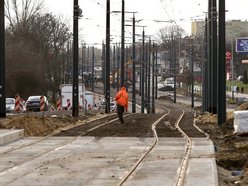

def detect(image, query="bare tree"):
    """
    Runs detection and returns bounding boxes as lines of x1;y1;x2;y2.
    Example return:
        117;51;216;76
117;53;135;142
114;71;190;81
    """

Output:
5;0;44;32
5;0;72;99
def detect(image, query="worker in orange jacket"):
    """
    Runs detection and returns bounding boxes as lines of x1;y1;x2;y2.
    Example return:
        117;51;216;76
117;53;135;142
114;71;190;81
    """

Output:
115;86;128;124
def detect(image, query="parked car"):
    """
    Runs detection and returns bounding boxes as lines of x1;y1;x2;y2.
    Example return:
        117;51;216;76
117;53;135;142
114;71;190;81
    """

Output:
25;96;49;112
237;75;243;81
110;101;116;111
99;101;116;111
5;98;15;112
157;82;165;89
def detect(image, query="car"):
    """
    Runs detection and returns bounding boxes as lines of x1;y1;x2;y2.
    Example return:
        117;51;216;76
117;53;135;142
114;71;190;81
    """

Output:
110;101;116;111
159;86;174;92
157;82;165;89
5;98;15;112
99;101;116;111
237;75;243;81
25;96;49;112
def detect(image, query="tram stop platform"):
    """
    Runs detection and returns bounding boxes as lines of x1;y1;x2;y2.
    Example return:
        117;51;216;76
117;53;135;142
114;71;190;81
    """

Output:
0;129;24;145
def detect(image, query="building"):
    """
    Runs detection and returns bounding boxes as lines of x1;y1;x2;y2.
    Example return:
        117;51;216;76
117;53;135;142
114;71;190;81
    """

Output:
191;19;248;79
191;19;248;38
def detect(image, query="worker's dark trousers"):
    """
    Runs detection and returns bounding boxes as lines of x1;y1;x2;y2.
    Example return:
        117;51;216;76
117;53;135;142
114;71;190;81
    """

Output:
117;104;124;123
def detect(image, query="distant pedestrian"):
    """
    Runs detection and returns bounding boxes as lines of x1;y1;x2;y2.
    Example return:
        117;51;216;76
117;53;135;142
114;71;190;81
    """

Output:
241;87;244;94
115;86;128;124
236;86;239;93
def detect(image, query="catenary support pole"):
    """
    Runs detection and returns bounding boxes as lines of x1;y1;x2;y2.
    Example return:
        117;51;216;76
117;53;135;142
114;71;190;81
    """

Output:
212;0;218;114
218;0;226;125
105;0;110;113
0;0;6;117
152;42;155;113
191;43;194;108
141;28;145;113
91;46;95;92
72;0;79;117
147;38;151;113
121;0;125;86
155;47;158;99
207;0;213;113
132;13;136;113
202;16;208;112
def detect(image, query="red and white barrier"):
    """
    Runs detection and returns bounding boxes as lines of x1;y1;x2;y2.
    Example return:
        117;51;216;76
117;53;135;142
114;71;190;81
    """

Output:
15;94;24;112
67;99;71;110
50;105;55;112
56;97;62;110
40;96;45;111
15;94;20;112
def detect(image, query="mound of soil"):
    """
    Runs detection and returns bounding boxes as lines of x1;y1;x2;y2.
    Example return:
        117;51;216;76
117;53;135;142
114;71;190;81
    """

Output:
196;110;248;186
0;115;78;136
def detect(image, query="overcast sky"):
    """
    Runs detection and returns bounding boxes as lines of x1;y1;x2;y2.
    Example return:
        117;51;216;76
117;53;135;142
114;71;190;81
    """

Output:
43;0;248;45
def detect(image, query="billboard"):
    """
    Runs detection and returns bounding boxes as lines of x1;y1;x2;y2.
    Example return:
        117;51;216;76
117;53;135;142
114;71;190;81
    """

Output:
236;38;248;53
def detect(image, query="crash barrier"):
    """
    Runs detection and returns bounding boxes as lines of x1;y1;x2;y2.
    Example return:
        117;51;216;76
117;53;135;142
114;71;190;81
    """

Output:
40;96;45;111
67;99;71;110
56;98;62;110
233;110;248;133
15;94;23;112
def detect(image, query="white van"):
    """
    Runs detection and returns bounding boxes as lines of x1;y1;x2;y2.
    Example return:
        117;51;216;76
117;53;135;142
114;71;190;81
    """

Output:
60;84;93;110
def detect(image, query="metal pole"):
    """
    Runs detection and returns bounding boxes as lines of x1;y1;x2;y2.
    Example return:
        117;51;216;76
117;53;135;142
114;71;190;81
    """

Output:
202;16;208;112
191;43;195;108
82;44;85;84
152;42;155;113
207;0;213;113
0;0;6;117
91;46;94;92
102;42;105;92
212;0;218;114
121;0;125;86
231;41;234;100
117;43;120;91
141;28;145;113
72;0;79;117
147;38;151;113
145;43;148;103
113;44;116;88
132;14;136;113
172;35;176;103
105;0;110;113
139;46;142;96
155;47;158;99
218;0;226;125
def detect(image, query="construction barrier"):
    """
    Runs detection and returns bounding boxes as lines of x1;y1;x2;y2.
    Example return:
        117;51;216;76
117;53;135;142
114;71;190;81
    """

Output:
67;99;71;110
56;97;62;110
40;96;45;111
50;105;55;112
15;94;23;112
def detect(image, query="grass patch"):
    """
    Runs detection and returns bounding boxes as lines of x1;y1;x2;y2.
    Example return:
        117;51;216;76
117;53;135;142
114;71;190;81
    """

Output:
226;81;248;94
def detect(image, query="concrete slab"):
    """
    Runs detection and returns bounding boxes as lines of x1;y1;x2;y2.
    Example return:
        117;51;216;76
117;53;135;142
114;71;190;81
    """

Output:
0;129;24;145
0;137;218;186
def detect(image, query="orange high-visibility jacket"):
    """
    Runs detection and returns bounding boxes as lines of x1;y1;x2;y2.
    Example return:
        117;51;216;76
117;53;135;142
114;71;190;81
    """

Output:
115;87;128;110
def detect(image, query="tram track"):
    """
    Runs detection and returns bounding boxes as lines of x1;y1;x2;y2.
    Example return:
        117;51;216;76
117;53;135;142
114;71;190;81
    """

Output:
0;91;213;186
114;99;207;186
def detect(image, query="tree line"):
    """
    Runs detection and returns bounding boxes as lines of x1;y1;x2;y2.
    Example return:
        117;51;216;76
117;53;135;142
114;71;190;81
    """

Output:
5;0;72;102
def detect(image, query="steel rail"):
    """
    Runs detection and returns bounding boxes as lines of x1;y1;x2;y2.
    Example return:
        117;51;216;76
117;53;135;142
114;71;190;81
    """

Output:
116;107;170;186
0;113;116;156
